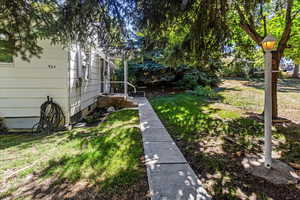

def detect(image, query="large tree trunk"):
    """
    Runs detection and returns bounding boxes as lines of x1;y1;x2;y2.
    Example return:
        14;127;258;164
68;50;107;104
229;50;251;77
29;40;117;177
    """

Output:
236;0;294;120
271;51;280;119
292;64;299;78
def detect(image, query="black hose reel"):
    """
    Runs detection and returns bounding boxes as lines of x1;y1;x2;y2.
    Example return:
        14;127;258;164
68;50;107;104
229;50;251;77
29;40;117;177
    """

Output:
32;96;66;134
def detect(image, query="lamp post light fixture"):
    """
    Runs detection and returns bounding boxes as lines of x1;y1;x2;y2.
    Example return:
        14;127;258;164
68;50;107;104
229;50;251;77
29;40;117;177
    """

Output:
262;35;276;169
262;35;277;51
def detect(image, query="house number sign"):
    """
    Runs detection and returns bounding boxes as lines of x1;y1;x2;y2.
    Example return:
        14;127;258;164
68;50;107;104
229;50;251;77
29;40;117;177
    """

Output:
48;64;56;69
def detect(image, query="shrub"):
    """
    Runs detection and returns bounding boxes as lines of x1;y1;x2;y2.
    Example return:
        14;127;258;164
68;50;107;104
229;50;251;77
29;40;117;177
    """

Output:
115;61;173;85
189;86;218;99
197;71;221;87
176;70;199;89
175;67;221;89
115;60;221;90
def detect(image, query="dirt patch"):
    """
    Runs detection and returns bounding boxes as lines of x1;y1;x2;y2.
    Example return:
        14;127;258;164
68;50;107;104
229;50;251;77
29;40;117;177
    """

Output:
174;133;300;200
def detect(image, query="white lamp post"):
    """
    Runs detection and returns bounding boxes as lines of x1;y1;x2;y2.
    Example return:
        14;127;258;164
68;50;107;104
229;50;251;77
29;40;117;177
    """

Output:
261;35;276;168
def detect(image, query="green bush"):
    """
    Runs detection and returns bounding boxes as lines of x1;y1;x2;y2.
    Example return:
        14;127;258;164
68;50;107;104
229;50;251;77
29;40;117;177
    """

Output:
115;61;171;85
115;60;221;90
197;71;221;87
189;86;218;99
176;70;199;89
175;67;221;89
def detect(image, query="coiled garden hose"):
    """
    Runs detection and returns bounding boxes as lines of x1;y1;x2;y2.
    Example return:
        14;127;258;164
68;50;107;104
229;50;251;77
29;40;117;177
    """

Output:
32;96;66;134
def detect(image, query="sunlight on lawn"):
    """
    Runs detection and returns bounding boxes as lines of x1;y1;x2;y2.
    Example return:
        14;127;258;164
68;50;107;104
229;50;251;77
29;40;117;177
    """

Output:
150;93;264;146
0;110;145;199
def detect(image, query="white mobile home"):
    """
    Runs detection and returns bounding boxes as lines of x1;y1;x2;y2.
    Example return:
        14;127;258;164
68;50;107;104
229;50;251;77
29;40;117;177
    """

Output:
0;40;114;129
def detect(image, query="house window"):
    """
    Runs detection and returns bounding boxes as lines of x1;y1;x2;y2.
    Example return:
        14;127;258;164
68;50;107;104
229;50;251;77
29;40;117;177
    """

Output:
0;34;14;67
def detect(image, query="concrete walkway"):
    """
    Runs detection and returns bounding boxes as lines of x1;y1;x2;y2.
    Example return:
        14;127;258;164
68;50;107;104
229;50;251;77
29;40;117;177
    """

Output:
135;97;211;200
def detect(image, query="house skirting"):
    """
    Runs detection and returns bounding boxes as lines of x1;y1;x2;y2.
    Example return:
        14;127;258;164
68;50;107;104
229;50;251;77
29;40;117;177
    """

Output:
4;117;40;130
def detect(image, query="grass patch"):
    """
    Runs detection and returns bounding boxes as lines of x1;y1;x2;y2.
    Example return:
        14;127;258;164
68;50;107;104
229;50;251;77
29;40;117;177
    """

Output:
220;79;300;123
214;109;241;119
218;80;264;112
0;109;147;200
150;93;264;149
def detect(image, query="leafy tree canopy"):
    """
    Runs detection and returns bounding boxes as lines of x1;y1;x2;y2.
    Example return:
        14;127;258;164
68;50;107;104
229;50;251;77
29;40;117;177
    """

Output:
0;0;136;60
136;0;229;69
136;0;300;68
2;0;299;64
0;0;57;60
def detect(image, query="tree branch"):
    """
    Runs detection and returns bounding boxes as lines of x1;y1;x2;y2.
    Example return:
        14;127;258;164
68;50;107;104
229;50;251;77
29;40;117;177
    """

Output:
260;0;267;37
235;3;263;45
277;0;294;55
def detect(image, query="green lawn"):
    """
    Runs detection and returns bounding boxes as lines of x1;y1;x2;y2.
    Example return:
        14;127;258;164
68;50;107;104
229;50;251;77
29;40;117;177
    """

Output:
150;79;300;199
0;109;148;200
219;79;300;122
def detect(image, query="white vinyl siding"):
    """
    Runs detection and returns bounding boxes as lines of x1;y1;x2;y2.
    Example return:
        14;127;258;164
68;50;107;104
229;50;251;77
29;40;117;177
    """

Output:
0;62;14;68
69;45;102;117
0;40;69;128
0;39;112;129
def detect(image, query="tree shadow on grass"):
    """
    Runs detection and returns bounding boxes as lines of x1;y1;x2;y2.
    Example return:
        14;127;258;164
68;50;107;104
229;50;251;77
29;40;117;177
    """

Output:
151;93;300;199
243;78;300;93
0;109;139;151
8;110;149;200
276;124;300;166
180;117;300;199
0;132;57;150
41;127;141;181
150;94;224;141
215;87;242;93
17;168;148;200
42;131;142;188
